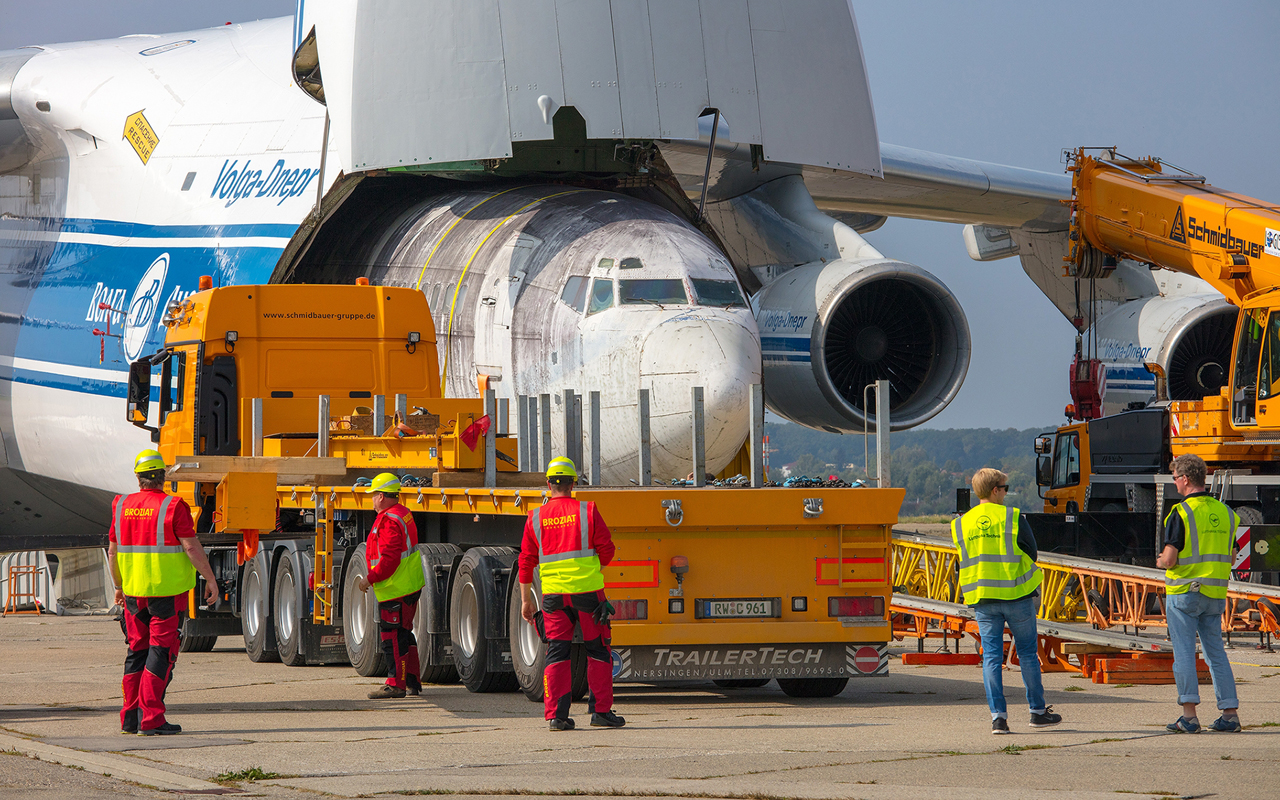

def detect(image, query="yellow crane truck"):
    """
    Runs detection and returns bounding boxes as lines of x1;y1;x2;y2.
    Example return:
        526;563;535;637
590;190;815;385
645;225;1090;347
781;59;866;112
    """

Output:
124;280;901;698
1029;149;1280;567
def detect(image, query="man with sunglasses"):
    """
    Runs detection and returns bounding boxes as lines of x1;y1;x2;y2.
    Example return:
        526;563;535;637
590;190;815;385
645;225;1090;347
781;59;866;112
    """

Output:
952;468;1061;734
1159;454;1241;733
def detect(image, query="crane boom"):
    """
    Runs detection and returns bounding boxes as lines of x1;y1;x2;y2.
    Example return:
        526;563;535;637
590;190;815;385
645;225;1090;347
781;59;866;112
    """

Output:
1066;148;1280;305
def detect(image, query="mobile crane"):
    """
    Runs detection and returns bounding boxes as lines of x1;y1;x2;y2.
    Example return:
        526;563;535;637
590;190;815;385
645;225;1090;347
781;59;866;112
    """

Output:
1033;148;1280;562
126;278;901;699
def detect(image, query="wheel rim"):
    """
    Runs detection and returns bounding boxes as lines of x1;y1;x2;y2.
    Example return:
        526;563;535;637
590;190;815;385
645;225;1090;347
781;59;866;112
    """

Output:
350;577;368;647
244;567;262;639
458;580;479;658
517;603;541;667
276;567;296;644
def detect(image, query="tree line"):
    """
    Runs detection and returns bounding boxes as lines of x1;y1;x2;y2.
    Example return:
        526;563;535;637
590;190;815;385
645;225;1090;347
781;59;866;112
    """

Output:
763;423;1050;515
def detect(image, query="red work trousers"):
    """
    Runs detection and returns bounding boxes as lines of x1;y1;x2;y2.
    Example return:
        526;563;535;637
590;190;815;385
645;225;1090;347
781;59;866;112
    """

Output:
541;590;613;720
379;591;421;689
121;594;183;732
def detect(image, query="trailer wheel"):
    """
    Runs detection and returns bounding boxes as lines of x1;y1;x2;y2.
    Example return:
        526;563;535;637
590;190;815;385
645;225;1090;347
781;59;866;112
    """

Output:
509;579;546;701
450;547;519;693
342;543;386;677
274;556;307;667
713;679;770;689
415;543;461;685
777;678;848;698
178;612;216;653
241;554;279;663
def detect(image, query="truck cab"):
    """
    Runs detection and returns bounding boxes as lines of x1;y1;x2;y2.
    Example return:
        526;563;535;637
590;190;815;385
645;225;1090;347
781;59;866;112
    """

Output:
1035;408;1169;513
1036;421;1089;512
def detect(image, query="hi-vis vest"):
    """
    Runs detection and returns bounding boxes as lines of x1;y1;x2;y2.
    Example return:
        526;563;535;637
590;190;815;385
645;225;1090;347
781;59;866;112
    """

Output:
532;500;603;594
1163;496;1236;599
370;507;425;602
112;491;196;597
951;503;1042;604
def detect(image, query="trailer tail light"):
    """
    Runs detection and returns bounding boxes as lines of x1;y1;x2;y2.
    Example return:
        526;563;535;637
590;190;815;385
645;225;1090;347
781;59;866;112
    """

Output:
308;572;315;591
611;599;648;621
828;596;884;618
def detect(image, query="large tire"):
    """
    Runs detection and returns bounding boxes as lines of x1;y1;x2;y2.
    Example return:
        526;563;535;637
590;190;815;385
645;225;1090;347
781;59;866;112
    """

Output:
241;554;279;663
274;555;307;667
1234;505;1265;526
178;612;216;653
450;547;519;693
714;679;770;689
777;678;848;698
415;543;461;685
342;543;386;677
509;577;546;701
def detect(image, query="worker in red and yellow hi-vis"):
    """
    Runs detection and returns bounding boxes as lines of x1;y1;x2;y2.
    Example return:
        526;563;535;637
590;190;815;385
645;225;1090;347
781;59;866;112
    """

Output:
518;457;625;731
107;450;218;736
354;472;425;699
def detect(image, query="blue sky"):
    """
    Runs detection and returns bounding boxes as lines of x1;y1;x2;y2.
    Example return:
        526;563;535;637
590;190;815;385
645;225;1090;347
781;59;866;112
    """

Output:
5;1;1277;430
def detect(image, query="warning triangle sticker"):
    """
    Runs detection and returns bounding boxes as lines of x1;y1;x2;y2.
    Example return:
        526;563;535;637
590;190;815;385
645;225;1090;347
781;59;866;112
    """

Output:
1170;206;1186;243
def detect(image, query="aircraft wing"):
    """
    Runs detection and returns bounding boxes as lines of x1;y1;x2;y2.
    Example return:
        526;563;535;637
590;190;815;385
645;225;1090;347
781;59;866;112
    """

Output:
657;136;1071;233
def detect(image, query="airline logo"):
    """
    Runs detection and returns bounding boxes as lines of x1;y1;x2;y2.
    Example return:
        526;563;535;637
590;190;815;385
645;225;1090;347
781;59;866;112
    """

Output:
124;254;169;362
211;158;320;208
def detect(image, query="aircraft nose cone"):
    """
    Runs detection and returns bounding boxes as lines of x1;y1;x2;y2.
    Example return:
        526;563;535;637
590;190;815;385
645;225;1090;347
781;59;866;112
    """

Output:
639;311;761;479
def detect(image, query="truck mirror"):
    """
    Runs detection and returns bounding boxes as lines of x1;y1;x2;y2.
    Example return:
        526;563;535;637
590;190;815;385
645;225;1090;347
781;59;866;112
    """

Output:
1035;454;1052;486
1033;435;1053;455
127;360;152;426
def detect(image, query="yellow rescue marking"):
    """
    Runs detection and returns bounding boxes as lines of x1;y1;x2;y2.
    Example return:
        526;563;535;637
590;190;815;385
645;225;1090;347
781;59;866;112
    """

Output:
440;190;586;379
122;110;159;165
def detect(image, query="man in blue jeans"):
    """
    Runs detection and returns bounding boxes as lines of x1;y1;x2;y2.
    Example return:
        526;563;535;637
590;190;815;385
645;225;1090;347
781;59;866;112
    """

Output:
952;468;1062;734
1159;454;1242;733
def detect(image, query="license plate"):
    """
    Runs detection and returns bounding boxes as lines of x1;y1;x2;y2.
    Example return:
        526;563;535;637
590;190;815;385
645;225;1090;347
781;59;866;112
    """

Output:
695;598;780;619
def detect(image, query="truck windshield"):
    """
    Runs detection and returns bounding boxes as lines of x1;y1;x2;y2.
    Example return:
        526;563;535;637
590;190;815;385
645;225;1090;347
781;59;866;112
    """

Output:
1233;308;1266;425
1052;432;1080;488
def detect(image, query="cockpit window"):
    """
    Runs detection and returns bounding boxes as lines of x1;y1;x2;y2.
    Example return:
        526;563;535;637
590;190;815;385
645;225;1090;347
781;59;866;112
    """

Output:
691;278;746;308
561;276;589;313
619;279;688;306
597;258;615;270
587;278;614;315
619;257;643;270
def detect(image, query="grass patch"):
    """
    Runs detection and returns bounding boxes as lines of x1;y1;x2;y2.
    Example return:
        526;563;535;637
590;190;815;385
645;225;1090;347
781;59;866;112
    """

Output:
1244;721;1280;730
1063;685;1085;692
214;766;282;784
898;515;952;524
997;744;1055;755
1221;755;1233;760
1089;738;1124;744
1112;683;1135;688
1113;792;1176;797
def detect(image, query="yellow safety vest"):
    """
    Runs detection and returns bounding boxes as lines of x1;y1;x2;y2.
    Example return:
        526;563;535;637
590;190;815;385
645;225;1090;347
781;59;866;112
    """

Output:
112;493;196;598
371;508;426;602
1164;496;1235;600
533;501;604;594
952;503;1042;604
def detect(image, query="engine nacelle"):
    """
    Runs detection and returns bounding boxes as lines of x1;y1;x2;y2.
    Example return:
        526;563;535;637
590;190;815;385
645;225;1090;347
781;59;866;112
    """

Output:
755;259;971;432
1089;293;1237;415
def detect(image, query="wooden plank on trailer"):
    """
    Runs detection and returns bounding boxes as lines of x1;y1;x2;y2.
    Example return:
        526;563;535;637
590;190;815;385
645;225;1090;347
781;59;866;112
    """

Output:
168;456;346;482
1060;642;1125;655
900;652;982;666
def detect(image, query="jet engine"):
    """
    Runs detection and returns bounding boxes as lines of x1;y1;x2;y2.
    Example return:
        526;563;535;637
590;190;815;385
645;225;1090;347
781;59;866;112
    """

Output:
754;259;971;432
1088;294;1237;416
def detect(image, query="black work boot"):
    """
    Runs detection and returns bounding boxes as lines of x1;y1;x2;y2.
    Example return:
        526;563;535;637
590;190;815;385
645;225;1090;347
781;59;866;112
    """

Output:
138;722;182;736
591;710;625;728
549;717;576;731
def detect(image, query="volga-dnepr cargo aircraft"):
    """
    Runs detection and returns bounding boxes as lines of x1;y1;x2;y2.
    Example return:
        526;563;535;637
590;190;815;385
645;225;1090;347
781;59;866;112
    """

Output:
0;1;1073;550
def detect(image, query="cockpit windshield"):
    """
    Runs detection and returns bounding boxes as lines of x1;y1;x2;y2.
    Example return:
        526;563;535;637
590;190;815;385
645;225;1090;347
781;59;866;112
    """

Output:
619;279;688;306
691;278;746;308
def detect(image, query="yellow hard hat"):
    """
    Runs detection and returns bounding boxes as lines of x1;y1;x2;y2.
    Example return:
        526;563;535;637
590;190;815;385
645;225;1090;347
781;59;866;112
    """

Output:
546;457;578;480
366;472;401;494
134;449;166;474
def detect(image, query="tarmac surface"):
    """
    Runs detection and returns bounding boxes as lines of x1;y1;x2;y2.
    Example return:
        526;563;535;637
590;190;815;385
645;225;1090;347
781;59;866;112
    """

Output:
2;614;1278;800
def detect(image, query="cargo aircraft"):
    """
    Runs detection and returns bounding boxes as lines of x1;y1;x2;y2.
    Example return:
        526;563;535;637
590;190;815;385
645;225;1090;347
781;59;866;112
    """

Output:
0;1;1080;549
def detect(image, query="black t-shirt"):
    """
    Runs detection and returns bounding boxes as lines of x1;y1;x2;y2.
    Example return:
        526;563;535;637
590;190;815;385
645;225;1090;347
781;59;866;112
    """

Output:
1162;491;1212;552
